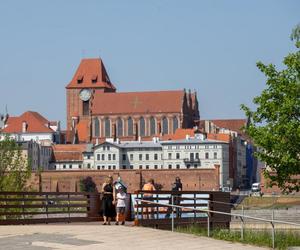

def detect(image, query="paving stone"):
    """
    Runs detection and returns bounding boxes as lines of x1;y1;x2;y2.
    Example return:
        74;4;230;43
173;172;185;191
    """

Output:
0;224;268;250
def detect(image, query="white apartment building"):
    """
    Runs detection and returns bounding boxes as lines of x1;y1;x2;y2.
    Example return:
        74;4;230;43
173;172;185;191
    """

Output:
94;140;163;170
161;139;229;187
92;137;229;187
0;111;61;144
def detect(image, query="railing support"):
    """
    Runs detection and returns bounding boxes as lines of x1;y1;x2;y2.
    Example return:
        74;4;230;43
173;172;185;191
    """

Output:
241;205;244;240
271;210;275;249
171;195;174;232
207;213;210;237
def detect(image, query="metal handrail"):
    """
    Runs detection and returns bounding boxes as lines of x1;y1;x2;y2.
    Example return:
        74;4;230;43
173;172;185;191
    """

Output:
135;198;300;249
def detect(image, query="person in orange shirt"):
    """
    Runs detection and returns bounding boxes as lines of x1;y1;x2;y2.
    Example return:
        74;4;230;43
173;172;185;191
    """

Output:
142;179;156;219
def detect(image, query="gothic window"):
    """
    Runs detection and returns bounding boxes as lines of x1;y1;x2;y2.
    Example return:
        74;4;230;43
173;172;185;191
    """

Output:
173;116;179;133
162;117;168;134
83;101;89;116
104;118;111;137
139;117;145;136
150;117;156;135
94;117;100;137
128;117;133;136
117;118;123;137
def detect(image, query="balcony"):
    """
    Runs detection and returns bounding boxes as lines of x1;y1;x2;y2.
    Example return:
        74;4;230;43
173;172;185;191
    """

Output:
183;158;201;164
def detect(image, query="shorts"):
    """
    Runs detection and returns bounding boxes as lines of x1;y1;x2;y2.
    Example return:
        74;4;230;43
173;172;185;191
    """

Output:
116;207;125;214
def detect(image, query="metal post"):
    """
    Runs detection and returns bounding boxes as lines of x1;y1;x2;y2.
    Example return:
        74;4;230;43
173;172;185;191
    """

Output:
68;194;70;223
46;194;48;218
156;194;159;220
207;213;210;237
271;210;275;249
171;195;174;232
241;205;244;240
22;194;25;220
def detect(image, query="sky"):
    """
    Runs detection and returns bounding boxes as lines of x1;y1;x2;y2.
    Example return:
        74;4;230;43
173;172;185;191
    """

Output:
0;1;299;128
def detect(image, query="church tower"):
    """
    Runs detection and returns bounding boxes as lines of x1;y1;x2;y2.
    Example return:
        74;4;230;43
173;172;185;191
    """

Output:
65;58;116;132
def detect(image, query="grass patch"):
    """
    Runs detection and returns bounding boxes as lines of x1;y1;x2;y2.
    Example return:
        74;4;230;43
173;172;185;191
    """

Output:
176;225;300;250
236;196;300;210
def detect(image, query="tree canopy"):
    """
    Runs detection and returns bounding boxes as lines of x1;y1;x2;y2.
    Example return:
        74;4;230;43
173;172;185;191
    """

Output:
241;26;300;192
0;135;31;191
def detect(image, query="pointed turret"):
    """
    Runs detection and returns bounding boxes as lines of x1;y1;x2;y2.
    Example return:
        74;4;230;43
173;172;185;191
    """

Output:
66;58;116;92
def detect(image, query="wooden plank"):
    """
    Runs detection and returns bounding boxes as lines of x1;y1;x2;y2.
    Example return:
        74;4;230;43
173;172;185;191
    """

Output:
0;210;87;216
0;204;89;209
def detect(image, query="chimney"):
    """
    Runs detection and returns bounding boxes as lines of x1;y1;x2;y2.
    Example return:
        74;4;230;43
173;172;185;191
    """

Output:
138;136;141;143
96;138;99;145
22;121;28;133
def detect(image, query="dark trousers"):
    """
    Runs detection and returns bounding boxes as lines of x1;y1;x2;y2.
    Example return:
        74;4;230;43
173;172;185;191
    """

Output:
165;195;181;218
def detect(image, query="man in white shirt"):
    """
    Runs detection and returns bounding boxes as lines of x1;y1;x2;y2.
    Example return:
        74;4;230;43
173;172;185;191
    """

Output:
115;187;127;225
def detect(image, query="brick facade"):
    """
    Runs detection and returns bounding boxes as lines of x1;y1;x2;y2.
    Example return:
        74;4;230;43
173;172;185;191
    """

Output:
28;168;220;193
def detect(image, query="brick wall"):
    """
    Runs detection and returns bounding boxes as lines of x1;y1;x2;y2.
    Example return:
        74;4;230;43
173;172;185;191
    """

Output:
29;167;220;193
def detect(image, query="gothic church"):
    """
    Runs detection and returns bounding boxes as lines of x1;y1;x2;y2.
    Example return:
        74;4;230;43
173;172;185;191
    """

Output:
66;58;200;143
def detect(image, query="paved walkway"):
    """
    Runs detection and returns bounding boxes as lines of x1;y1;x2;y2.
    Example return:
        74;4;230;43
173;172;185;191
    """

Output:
0;224;267;250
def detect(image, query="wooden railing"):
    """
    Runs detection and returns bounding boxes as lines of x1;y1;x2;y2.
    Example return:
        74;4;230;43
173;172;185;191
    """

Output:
0;192;101;225
134;190;231;229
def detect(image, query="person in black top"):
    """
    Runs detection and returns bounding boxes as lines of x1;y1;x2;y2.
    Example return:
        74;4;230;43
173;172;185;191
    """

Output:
101;176;116;225
165;177;182;218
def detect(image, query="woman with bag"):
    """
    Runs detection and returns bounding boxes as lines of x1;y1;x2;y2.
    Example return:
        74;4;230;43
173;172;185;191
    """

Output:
101;176;116;225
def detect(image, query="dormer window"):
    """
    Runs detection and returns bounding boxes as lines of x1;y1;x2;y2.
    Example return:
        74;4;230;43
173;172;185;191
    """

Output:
77;75;83;84
91;75;98;83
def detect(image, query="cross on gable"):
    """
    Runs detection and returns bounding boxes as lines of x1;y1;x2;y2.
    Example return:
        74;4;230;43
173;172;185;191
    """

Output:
132;96;142;109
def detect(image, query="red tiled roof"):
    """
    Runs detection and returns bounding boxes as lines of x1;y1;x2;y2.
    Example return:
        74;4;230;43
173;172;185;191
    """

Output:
66;58;116;90
210;119;246;135
2;111;54;133
52;144;87;162
91;90;184;115
163;128;195;140
207;133;231;142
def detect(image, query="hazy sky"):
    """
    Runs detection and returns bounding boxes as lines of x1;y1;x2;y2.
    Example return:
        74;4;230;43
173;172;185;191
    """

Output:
0;1;299;128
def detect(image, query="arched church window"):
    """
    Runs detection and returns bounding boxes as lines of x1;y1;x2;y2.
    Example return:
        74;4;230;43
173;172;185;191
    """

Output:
104;118;111;137
150;117;156;135
173;116;179;133
94;117;100;137
140;117;145;136
128;117;133;136
162;117;168;134
117;118;123;137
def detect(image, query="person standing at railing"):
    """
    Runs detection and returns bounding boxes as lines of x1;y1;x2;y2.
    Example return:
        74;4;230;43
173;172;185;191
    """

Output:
115;186;127;225
165;177;182;218
101;176;116;225
142;179;156;219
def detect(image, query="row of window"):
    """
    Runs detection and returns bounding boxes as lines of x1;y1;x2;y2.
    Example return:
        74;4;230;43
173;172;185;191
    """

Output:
97;153;116;161
95;164;202;170
93;116;179;137
95;152;218;161
56;163;205;170
167;152;217;160
123;153;159;161
57;163;91;169
166;145;219;150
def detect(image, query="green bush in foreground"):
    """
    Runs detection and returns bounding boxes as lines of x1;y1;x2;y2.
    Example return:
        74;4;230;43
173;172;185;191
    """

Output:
176;226;300;250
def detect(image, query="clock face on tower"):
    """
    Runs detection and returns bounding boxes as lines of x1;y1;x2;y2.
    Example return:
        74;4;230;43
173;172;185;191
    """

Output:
79;89;91;101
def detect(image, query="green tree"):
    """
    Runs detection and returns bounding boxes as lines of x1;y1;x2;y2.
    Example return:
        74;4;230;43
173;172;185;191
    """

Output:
0;135;31;191
241;26;300;193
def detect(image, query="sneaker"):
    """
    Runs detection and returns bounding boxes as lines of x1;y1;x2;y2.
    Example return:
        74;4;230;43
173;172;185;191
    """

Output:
115;222;119;225
121;221;125;225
